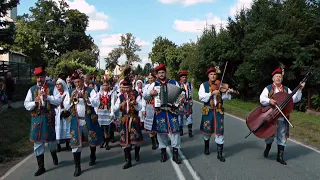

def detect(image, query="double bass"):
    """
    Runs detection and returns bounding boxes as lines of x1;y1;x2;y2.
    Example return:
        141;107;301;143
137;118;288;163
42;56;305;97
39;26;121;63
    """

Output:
245;71;312;139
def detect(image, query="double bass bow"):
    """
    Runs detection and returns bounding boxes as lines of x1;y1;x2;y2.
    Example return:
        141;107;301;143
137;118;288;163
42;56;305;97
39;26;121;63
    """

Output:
244;71;312;139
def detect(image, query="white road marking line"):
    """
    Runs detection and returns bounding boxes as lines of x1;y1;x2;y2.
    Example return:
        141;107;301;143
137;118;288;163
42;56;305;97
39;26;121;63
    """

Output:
194;101;320;154
178;150;202;180
0;153;33;180
166;147;186;180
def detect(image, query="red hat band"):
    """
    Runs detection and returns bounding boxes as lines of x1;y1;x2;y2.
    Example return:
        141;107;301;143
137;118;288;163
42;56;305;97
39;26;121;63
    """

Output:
179;70;187;77
272;67;283;76
34;67;46;76
206;67;216;75
155;64;166;72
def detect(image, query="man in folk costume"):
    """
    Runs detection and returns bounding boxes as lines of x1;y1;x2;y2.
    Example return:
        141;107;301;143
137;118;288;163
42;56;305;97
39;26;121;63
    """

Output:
113;67;144;169
24;67;62;176
144;64;183;164
63;71;103;177
142;72;159;150
135;79;145;129
199;66;235;162
260;67;305;165
96;79;115;150
54;78;71;152
177;70;194;137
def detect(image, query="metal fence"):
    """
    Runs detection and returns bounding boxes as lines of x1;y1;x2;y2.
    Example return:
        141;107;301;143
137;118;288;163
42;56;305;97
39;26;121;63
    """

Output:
0;60;32;84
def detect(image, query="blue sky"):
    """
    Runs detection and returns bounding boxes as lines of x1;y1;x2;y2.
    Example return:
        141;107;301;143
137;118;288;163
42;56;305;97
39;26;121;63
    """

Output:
17;0;253;69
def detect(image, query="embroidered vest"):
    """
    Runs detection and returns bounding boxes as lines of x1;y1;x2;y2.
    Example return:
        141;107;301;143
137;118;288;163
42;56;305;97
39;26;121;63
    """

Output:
30;83;55;116
178;81;192;100
266;84;289;98
70;87;94;116
119;90;139;115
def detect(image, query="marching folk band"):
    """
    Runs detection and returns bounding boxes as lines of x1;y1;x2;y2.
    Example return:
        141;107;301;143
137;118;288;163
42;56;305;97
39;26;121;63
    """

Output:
23;61;309;177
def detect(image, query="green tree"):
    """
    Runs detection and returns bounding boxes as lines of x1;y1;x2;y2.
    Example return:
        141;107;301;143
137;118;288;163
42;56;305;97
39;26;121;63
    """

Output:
148;36;176;65
13;0;97;66
143;63;153;75
0;0;20;54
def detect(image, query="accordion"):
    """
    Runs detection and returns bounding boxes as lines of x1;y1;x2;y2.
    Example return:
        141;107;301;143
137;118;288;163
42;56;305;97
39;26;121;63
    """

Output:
154;83;185;107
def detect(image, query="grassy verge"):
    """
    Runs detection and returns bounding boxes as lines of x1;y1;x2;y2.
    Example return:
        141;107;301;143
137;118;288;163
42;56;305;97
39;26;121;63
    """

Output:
0;107;33;163
193;91;320;149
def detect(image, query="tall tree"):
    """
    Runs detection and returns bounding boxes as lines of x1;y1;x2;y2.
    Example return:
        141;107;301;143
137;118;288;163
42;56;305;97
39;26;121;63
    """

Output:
13;0;97;66
0;0;20;54
148;36;176;65
143;63;153;75
119;33;142;65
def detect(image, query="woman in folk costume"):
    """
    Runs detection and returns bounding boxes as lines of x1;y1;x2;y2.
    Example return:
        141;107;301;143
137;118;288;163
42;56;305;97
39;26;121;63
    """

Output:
142;72;159;150
63;70;103;177
113;67;144;169
54;78;71;151
96;79;115;150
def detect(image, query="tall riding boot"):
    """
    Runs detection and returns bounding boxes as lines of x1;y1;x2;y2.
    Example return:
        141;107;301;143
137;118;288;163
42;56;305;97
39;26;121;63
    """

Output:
204;140;210;155
188;124;193;137
155;135;159;145
172;148;182;164
57;144;61;152
217;144;226;162
105;137;111;150
263;143;272;158
50;151;59;165
123;148;132;169
34;154;45;176
160;148;168;162
110;131;116;143
151;136;158;150
135;146;140;161
180;126;183;136
277;145;287;165
100;137;106;148
89;146;96;166
73;152;81;177
66;141;71;150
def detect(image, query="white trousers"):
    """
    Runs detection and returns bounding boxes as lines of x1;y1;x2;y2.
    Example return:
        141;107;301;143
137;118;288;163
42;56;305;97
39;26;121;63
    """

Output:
157;133;181;149
202;134;224;144
178;114;193;126
34;141;57;156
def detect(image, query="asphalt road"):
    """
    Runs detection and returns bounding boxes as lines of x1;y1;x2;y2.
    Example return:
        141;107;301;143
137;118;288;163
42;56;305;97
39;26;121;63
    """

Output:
2;101;320;180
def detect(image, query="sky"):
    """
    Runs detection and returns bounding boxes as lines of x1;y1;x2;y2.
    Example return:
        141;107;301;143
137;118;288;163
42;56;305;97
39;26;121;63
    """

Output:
17;0;253;69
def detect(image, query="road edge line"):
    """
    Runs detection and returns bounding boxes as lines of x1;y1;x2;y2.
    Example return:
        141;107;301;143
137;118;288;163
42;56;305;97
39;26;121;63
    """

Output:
166;147;186;180
0;153;33;180
194;101;320;154
178;150;202;180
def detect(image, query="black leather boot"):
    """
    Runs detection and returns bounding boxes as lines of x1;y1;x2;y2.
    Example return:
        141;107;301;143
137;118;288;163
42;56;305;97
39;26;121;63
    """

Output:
160;148;167;162
89;147;96;166
66;141;71;150
57;144;61;152
100;137;106;148
135;146;140;161
172;148;181;164
151;136;158;150
188;124;193;137
204;140;210;155
73;152;81;177
155;135;159;145
34;154;45;176
263;143;272;158
51;151;58;165
180;126;183;136
123;148;132;169
105;137;111;150
217;144;225;162
277;145;287;165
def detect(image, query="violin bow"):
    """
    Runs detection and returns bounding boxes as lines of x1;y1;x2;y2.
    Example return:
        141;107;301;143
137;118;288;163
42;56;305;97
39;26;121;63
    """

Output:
218;61;228;91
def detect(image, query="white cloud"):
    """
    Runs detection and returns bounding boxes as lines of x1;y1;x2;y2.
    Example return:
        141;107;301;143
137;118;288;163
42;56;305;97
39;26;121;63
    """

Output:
229;0;253;16
64;0;110;31
159;0;215;6
173;13;227;33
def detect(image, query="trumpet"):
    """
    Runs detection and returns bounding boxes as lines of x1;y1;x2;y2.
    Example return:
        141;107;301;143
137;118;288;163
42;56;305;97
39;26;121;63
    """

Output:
72;87;83;105
37;84;45;115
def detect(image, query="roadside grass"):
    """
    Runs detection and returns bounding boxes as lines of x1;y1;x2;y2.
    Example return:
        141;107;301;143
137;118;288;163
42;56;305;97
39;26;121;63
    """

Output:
193;90;320;149
0;107;33;163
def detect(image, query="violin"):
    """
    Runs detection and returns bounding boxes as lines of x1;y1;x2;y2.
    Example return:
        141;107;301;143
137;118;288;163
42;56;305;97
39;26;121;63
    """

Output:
212;80;239;94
